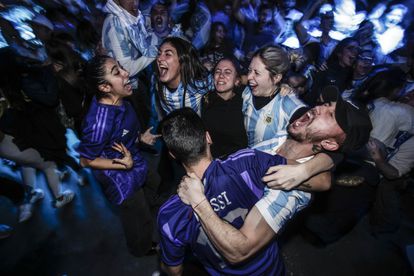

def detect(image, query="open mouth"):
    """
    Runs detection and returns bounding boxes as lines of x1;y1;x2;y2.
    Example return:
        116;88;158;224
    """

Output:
155;17;163;27
249;82;258;91
124;79;132;91
292;110;314;128
158;64;168;78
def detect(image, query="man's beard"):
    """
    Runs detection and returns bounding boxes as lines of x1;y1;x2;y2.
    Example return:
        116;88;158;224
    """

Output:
287;126;306;142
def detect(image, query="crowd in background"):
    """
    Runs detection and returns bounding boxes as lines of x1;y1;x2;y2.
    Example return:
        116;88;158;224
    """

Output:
0;0;413;274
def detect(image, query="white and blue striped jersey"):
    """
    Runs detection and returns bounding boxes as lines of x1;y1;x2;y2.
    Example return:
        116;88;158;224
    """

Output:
255;148;313;233
102;14;155;88
160;74;214;115
242;86;305;154
255;187;311;233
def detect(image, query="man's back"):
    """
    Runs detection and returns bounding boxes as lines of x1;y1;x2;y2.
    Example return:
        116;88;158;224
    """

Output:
158;149;286;275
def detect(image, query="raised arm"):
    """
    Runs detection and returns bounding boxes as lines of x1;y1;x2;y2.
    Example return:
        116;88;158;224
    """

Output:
295;0;325;45
102;16;155;77
300;0;325;23
178;173;275;264
232;0;246;25
262;152;335;191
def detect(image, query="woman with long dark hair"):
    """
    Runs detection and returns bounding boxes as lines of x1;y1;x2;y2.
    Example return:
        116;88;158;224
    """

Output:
155;36;213;115
78;55;159;257
304;37;360;106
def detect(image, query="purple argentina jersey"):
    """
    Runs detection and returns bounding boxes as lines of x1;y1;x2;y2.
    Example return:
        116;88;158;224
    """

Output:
158;149;286;275
77;97;147;205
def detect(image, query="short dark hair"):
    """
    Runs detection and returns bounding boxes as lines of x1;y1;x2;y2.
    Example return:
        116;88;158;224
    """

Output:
160;108;207;166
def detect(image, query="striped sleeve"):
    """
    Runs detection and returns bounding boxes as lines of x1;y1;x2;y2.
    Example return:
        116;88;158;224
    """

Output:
255;189;311;233
102;15;154;78
78;106;114;160
282;94;306;121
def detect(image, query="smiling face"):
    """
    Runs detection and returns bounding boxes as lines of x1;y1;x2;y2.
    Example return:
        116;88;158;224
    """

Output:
288;102;345;144
338;41;359;67
157;42;181;89
214;59;239;94
247;56;280;97
100;58;132;98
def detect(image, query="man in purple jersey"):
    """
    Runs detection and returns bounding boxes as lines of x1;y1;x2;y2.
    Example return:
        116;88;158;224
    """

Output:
158;108;287;275
158;88;372;275
175;88;372;267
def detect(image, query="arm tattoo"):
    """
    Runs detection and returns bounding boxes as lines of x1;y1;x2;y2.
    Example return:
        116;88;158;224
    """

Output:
312;144;322;154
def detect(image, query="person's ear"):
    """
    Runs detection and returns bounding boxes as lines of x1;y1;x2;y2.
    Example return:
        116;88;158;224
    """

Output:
272;73;282;85
320;139;340;151
98;83;111;93
235;77;241;87
206;131;213;145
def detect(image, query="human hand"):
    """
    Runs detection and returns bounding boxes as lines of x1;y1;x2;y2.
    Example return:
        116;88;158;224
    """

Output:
280;83;295;96
262;163;309;190
317;61;328;72
177;172;206;208
112;142;133;169
367;137;386;162
140;127;161;146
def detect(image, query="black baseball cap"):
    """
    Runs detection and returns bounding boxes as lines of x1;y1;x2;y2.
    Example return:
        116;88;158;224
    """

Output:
320;85;372;151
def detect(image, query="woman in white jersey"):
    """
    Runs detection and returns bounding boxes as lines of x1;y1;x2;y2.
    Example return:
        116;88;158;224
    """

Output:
155;37;214;115
243;45;305;154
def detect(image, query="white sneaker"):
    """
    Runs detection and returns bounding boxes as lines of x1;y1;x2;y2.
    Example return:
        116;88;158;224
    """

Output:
29;188;45;204
53;190;75;208
19;204;33;222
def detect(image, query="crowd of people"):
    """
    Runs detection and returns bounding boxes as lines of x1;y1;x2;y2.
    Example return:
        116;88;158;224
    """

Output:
0;0;413;275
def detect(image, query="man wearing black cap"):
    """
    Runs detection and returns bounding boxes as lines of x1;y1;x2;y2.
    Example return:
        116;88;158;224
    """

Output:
175;86;372;265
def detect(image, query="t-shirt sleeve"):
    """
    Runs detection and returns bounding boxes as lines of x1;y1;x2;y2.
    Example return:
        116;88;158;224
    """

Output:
192;73;214;95
388;136;414;177
255;189;311;233
285;94;306;119
77;106;114;160
253;149;312;233
158;196;189;266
